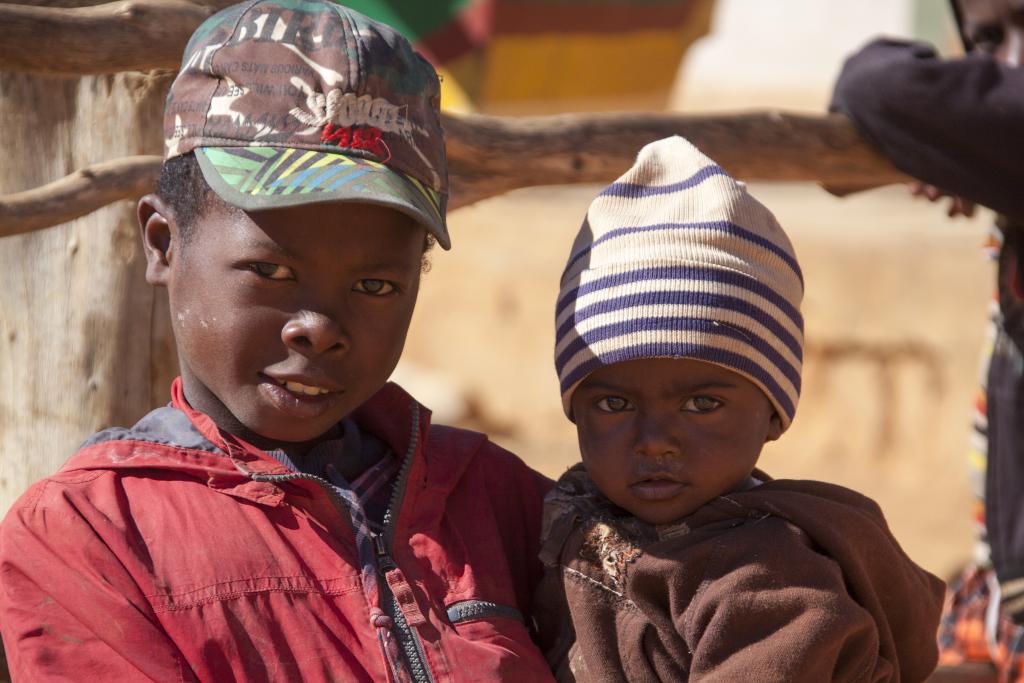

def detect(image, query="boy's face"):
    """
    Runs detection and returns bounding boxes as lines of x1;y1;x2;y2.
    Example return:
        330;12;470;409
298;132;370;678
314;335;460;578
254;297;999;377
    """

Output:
956;0;1024;65
571;357;782;525
141;197;426;449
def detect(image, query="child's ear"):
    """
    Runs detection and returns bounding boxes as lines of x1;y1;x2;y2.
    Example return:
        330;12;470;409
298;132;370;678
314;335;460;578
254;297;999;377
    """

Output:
138;194;175;286
765;413;784;442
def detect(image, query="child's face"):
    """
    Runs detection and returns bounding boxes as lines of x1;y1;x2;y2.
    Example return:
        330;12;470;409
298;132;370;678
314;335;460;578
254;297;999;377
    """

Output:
145;198;426;449
571;358;783;525
957;0;1024;65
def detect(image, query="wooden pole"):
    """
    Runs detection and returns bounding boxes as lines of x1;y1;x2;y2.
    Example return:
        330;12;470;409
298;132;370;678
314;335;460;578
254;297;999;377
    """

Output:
0;156;162;238
443;110;907;206
0;65;177;521
0;111;906;235
0;0;221;75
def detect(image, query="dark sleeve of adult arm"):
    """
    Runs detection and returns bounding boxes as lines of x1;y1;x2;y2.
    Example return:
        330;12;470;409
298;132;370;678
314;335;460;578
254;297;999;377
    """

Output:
830;37;1024;220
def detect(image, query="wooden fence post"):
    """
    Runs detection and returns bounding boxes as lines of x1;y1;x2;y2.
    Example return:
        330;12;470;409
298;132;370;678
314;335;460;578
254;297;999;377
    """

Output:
0;66;177;516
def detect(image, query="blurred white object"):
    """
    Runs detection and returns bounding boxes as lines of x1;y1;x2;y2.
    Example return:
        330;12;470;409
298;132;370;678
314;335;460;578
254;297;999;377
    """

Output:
390;361;470;425
673;0;925;112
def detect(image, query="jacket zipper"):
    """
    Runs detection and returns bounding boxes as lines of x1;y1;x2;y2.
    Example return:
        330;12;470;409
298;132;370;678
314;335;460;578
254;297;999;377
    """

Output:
375;401;434;683
445;599;523;625
236;401;435;683
374;534;433;683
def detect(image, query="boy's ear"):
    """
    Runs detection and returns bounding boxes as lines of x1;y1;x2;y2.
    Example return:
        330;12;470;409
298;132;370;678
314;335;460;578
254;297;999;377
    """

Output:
765;413;784;443
138;194;175;286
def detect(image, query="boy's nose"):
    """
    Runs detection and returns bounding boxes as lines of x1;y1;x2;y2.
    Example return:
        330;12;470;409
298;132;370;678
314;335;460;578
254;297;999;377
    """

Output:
634;411;682;459
282;312;348;355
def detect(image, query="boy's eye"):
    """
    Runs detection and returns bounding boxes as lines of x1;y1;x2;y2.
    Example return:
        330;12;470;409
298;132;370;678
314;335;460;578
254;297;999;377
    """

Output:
683;396;722;413
249;262;294;280
596;396;633;413
971;23;1005;50
354;278;396;296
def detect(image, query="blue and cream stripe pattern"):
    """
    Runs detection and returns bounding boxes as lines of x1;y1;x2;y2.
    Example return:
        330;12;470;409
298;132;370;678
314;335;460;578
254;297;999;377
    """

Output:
555;136;804;430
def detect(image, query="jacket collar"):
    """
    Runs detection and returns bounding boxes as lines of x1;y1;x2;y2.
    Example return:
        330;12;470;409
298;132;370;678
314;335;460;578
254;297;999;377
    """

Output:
64;377;441;509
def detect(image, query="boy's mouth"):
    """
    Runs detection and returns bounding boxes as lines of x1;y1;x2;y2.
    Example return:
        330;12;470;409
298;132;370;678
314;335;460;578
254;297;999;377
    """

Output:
257;373;345;421
263;373;340;397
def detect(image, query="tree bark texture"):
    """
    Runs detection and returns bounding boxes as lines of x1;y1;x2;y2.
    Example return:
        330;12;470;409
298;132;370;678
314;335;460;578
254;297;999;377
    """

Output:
443;110;907;207
0;0;227;75
0;156;163;237
0;68;177;519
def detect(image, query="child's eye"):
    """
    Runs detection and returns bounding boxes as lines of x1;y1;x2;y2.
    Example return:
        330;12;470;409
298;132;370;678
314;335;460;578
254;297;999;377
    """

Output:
683;396;721;413
354;279;396;296
596;396;633;413
971;23;1006;51
249;262;294;280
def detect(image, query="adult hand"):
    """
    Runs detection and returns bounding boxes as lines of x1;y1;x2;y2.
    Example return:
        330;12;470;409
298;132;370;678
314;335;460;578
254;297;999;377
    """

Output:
908;181;977;218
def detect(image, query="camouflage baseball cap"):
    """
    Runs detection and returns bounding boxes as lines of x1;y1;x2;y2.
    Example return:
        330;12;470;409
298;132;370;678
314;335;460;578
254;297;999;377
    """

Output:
164;0;449;249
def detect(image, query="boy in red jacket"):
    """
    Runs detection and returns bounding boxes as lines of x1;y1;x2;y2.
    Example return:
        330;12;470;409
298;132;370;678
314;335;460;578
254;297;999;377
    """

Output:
534;137;946;682
0;2;553;681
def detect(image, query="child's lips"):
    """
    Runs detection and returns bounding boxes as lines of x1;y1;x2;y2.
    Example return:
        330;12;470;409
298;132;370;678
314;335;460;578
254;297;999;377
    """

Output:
629;478;687;502
258;374;344;419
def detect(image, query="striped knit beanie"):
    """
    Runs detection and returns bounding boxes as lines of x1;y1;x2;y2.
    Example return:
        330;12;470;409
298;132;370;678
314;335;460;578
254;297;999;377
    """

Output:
554;136;804;430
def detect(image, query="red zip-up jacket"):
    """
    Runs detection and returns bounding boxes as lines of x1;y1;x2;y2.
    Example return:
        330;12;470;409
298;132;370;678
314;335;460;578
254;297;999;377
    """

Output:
0;379;556;682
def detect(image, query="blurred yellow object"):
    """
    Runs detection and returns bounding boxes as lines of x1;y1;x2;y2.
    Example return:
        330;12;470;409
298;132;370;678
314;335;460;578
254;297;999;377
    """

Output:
482;27;705;111
438;65;475;114
345;0;715;114
473;0;714;113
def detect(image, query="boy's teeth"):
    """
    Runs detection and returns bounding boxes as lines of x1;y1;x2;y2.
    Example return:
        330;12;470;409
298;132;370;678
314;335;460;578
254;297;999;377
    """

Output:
284;380;329;396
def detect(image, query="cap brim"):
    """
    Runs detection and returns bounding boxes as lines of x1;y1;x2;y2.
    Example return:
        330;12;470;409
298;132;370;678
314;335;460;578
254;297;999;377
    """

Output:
195;146;450;250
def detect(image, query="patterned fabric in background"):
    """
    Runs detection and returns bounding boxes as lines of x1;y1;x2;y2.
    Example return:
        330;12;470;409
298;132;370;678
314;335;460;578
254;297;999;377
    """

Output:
938;565;1024;683
341;0;715;112
937;222;1024;682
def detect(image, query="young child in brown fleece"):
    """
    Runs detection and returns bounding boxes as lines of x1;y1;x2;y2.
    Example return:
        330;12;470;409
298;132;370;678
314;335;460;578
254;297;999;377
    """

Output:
534;136;946;682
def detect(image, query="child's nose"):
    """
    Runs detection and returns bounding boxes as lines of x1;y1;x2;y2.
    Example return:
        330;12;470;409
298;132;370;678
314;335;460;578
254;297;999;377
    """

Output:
281;311;348;355
1000;26;1024;67
634;411;682;459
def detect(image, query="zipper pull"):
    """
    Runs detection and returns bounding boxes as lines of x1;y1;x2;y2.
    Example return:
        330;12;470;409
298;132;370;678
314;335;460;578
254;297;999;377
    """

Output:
373;533;397;570
384;566;427;627
374;532;427;627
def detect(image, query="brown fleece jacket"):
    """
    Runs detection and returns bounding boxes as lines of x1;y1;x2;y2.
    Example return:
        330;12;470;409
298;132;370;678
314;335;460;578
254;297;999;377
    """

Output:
534;465;945;682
